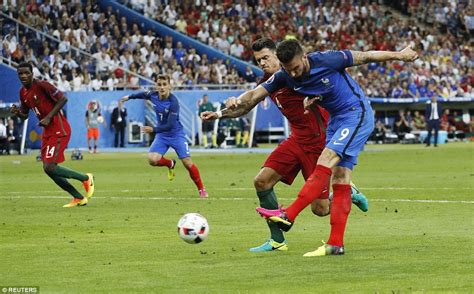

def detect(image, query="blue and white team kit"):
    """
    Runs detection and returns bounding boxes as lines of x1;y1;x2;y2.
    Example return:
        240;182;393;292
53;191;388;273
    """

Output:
262;50;374;170
129;91;191;159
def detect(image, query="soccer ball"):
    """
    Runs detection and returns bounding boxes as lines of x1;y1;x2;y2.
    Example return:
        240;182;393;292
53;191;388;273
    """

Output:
177;213;209;244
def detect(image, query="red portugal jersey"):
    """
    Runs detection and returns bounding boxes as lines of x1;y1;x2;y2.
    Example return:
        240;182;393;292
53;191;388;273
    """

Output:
19;80;70;137
260;74;329;150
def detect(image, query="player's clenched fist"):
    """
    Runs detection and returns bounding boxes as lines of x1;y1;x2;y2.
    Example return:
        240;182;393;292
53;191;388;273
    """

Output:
225;97;241;109
141;126;153;133
399;45;418;62
120;95;129;103
200;111;218;121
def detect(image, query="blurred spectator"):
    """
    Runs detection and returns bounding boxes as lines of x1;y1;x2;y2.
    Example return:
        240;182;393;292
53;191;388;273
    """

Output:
6;118;20;154
198;94;217;148
425;96;442;147
411;110;426;132
393;110;411;140
370;118;388;144
111;100;128;148
85;100;106;153
0;119;7;155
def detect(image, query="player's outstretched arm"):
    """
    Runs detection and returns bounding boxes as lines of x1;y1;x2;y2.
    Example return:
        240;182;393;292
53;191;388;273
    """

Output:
221;85;269;118
120;95;130;103
351;45;419;66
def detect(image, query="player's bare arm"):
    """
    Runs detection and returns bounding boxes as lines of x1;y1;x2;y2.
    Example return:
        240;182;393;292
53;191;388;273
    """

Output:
222;85;268;117
40;96;67;127
10;104;28;120
201;85;269;120
120;95;130;103
350;45;419;66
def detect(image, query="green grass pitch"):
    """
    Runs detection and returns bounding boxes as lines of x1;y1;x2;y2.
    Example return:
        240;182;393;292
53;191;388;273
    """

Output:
0;143;473;293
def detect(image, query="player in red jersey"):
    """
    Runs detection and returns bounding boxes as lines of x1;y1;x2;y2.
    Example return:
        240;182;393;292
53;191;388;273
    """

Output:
10;62;95;208
201;38;368;252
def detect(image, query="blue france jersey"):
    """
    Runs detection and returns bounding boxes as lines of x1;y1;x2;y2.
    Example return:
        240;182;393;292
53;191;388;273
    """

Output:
129;91;184;136
262;50;369;116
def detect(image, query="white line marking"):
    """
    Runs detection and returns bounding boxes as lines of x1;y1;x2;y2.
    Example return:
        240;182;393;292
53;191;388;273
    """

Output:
1;186;472;195
0;195;472;204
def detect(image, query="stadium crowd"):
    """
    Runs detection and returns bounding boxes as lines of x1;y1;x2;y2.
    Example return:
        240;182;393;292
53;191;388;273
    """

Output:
126;0;473;98
0;0;472;99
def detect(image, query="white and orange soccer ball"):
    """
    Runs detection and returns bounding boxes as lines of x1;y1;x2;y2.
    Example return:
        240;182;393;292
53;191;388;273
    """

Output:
177;213;209;244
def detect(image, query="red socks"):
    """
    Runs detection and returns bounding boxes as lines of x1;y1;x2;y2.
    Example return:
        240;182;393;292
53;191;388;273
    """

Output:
186;164;204;190
286;165;332;221
327;184;352;247
156;157;173;168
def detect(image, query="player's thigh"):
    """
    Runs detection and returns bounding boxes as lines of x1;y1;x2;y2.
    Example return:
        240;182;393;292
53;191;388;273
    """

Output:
87;128;99;139
87;128;94;139
327;109;374;169
263;139;301;185
94;128;100;139
149;135;170;156
169;135;191;159
41;135;70;164
299;149;325;180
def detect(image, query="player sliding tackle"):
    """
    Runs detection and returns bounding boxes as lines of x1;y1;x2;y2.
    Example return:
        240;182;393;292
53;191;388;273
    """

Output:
120;74;208;198
209;40;418;256
201;38;368;253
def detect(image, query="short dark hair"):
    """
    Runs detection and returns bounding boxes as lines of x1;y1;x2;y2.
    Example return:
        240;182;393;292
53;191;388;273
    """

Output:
17;62;33;72
252;37;276;52
276;40;304;63
156;74;170;83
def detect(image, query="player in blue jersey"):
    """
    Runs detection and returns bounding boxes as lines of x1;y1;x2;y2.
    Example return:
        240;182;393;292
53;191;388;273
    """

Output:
227;40;418;256
120;75;208;198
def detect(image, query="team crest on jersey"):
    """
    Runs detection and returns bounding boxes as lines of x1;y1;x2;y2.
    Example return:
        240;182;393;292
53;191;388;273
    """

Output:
321;78;330;87
33;95;40;106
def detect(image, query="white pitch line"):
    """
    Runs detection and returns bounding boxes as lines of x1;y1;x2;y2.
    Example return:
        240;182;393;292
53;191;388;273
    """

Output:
1;186;472;195
0;195;472;204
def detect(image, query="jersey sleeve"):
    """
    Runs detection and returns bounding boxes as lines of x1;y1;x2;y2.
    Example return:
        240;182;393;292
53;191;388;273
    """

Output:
260;70;286;94
320;50;353;71
39;81;64;102
129;91;152;100
153;97;179;133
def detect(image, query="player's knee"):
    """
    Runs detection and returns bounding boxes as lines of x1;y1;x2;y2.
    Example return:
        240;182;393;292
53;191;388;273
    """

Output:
253;175;271;191
181;158;193;169
43;163;56;174
147;154;160;166
332;170;350;184
311;201;329;216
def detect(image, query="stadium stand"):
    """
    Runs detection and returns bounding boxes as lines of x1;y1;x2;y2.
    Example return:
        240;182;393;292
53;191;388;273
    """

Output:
1;0;472;147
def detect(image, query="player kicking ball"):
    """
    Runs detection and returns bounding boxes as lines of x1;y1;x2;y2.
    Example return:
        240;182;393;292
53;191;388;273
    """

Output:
201;38;368;253
11;62;94;208
120;74;208;198
219;40;418;256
